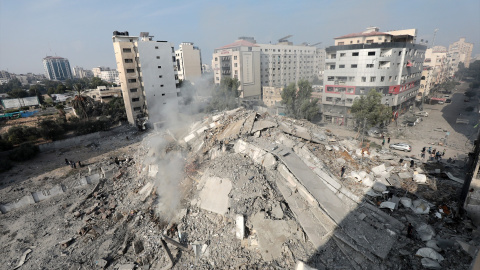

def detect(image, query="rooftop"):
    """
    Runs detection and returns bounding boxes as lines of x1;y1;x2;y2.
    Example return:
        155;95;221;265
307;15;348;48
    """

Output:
335;31;391;39
216;40;259;50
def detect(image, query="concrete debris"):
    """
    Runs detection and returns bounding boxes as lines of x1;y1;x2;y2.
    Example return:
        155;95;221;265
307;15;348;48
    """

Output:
1;108;475;270
13;248;32;270
421;258;442;269
416;247;445;262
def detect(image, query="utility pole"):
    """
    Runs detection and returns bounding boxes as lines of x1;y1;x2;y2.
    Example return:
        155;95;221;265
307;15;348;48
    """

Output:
432;29;439;48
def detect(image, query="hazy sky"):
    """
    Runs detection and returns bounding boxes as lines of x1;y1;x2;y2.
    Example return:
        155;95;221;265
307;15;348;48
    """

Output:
1;0;479;74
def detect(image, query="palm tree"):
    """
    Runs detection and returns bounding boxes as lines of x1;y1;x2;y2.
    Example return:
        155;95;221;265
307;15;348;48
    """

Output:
71;83;90;119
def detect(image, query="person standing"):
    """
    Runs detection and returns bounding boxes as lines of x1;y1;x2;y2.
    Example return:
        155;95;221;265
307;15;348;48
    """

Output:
382;138;385;146
410;159;414;168
388;137;391;143
65;158;69;165
341;166;346;178
407;223;414;238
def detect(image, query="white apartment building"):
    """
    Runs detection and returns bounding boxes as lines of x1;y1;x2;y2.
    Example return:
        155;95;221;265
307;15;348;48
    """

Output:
419;46;448;100
448;38;474;76
99;70;120;85
112;31;179;127
213;37;325;102
323;27;426;126
175;42;202;81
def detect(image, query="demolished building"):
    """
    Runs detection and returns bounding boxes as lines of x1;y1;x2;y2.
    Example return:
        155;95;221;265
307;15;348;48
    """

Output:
0;108;478;269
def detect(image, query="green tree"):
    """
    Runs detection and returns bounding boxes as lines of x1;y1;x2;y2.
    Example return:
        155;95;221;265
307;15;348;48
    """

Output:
71;83;90;119
8;88;28;98
281;80;319;121
8;143;39;162
351;89;392;127
38;119;65;141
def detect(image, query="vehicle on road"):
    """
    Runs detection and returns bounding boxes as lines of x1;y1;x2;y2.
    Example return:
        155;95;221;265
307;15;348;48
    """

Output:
414;111;429;117
438;101;444;104
389;143;412;152
446;99;452;103
444;95;450;98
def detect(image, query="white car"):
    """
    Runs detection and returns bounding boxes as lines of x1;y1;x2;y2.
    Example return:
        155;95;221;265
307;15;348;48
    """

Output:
389;143;412;152
414;111;428;117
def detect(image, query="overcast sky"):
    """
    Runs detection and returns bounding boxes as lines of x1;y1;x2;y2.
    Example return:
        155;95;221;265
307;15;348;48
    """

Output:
1;0;479;74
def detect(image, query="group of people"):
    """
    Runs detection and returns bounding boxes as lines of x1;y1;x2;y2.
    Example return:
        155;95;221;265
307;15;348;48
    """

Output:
381;135;391;146
421;147;445;161
65;158;82;169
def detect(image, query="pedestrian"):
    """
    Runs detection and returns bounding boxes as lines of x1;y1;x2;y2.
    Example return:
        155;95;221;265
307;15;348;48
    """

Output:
421;152;425;159
388;137;391;143
341;166;346;178
382;138;385;146
73;161;76;169
69;161;74;168
442;150;446;156
432;149;436;155
428;147;432;154
407;223;414;238
430;153;435;161
410;159;414;168
399;158;404;165
65;158;69;165
422;147;426;153
78;161;82;168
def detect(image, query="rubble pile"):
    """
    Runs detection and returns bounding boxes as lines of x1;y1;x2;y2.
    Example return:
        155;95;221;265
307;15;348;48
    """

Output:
0;108;478;269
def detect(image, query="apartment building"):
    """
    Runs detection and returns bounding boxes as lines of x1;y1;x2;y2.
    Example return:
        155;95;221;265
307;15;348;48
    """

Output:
419;46;448;100
72;66;93;79
447;38;474;77
213;37;324;102
323;27;426;126
175;42;202;81
43;56;73;81
112;31;179;127
99;70;120;85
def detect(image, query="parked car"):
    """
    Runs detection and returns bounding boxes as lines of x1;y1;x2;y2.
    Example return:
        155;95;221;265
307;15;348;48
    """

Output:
444;95;450;98
414;111;429;117
445;99;452;103
389;143;412;152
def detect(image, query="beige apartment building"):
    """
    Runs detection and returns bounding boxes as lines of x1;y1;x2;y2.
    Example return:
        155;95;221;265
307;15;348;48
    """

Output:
112;31;179;128
448;38;474;76
175;42;202;81
418;46;449;100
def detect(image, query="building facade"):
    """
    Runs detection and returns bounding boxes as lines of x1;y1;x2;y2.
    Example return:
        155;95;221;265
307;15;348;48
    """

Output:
448;38;474;76
418;46;449;101
43;56;73;81
113;31;179;127
175;42;202;81
322;27;426;126
213;37;325;102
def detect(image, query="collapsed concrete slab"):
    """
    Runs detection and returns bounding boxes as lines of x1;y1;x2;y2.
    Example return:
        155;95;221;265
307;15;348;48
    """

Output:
32;185;65;203
251;120;277;133
234;140;277;169
198;176;232;215
0;194;36;213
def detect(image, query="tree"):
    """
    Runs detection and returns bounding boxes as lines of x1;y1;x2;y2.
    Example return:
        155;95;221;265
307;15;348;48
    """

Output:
351;89;392;128
7;88;28;98
38;119;65;141
71;83;91;119
281;80;319;121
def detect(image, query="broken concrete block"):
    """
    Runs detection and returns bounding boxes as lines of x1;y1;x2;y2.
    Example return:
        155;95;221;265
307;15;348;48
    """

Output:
411;199;430;214
117;264;135;270
148;165;158;177
398;172;413;179
95;258;108;268
416;223;436;241
271;204;284;219
416;247;444;262
371;164;386;175
362;174;375;187
262;153;277;169
336;158;346;164
380;201;396;211
413;174;427;183
32;185;64;203
0;194;36;213
251;120;276;133
199;176;232;215
421;258;441;269
400;197;412;208
236;215;245;239
358;213;367;220
426;240;442;252
139;182;155;202
372;182;387;192
457;240;479;257
358;171;367;179
350;171;361;181
183;133;196;143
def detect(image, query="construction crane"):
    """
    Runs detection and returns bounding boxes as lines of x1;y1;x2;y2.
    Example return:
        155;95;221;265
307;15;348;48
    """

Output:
278;35;293;43
432;29;439;47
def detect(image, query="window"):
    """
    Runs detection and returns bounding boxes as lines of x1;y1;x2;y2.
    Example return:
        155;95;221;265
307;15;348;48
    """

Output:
161;85;164;87
155;46;158;49
338;42;344;45
351;64;357;68
215;57;218;61
339;65;345;68
381;76;385;82
122;48;131;53
340;53;346;57
359;89;365;94
327;76;334;81
130;88;138;92
348;77;355;82
128;79;136;83
133;107;141;111
326;97;333;102
126;69;135;73
172;56;176;62
395;75;398;80
158;66;161;69
234;56;237;60
398;51;402;56
352;52;359;56
366;64;374;68
132;98;140;102
366;39;374;44
159;75;162;78
162;93;165;96
361;77;366;82
171;47;174;53
125;59;133;63
370;76;376;82
368;51;375;56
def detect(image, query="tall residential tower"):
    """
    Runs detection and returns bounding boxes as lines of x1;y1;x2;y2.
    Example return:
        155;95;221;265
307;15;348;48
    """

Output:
43;56;73;81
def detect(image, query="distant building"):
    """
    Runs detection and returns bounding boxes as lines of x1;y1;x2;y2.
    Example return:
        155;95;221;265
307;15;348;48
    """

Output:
448;38;474;76
92;66;111;78
84;86;122;103
1;96;40;109
323;27;426;126
419;46;449;100
112;31;179;127
99;70;120;85
43;56;73;81
175;42;202;81
213;37;324;102
0;70;11;84
72;66;93;79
